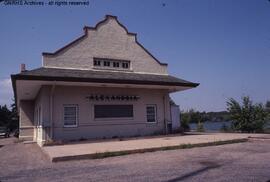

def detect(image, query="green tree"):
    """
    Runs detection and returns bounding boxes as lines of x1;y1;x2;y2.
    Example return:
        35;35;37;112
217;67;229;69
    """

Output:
0;99;19;131
266;100;270;107
189;109;201;123
0;105;11;127
266;101;270;113
8;100;19;131
227;96;269;133
180;112;190;131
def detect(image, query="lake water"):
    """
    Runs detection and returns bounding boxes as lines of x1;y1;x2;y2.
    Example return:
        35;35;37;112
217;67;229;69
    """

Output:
189;121;232;132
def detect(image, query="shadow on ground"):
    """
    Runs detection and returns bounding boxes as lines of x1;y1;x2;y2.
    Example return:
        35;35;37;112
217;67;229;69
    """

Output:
167;161;221;182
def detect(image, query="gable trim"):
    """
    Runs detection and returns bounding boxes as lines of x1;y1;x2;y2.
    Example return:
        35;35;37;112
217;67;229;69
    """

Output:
42;33;87;56
42;15;168;66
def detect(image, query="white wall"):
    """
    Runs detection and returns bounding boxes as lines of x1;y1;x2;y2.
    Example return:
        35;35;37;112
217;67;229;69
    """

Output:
19;100;34;141
37;85;170;140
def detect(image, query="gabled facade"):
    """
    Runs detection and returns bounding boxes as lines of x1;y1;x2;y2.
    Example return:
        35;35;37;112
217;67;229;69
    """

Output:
11;15;199;146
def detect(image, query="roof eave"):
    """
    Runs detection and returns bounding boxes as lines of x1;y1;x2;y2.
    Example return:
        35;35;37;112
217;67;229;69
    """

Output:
11;74;199;88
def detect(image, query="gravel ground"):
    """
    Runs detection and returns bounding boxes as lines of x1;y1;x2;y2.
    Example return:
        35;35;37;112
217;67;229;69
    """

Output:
0;137;269;182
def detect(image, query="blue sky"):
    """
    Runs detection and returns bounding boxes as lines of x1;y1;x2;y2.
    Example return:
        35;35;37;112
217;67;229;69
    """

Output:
0;0;270;111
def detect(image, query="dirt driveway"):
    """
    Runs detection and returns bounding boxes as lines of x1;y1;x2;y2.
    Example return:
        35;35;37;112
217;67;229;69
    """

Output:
0;137;270;182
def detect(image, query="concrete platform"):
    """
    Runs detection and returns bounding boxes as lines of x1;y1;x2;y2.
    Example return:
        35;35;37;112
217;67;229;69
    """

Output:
42;133;270;162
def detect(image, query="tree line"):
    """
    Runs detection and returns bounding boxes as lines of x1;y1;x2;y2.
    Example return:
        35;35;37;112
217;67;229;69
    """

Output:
0;101;19;131
181;97;270;133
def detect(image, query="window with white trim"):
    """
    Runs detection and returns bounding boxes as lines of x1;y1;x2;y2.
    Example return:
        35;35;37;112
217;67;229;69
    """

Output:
146;105;156;123
113;62;119;67
94;60;101;66
122;62;129;69
63;105;78;127
103;61;110;67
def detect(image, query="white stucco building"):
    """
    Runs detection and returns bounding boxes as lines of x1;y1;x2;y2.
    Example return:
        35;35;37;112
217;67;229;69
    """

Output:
11;15;199;146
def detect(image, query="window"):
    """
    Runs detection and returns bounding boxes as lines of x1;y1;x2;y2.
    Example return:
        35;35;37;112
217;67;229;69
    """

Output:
93;58;130;70
146;105;156;123
94;60;101;66
94;105;133;118
63;105;78;127
113;62;119;67
122;62;129;69
103;61;110;67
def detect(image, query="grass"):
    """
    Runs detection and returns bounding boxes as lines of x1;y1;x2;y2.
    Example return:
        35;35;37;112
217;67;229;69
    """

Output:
52;138;248;162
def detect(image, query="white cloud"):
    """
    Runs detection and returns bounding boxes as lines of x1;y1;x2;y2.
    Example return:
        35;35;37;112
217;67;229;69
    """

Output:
0;78;13;106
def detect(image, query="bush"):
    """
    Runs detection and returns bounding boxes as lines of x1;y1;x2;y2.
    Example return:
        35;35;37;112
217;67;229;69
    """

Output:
196;121;205;132
180;113;190;132
227;96;269;133
220;123;230;132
